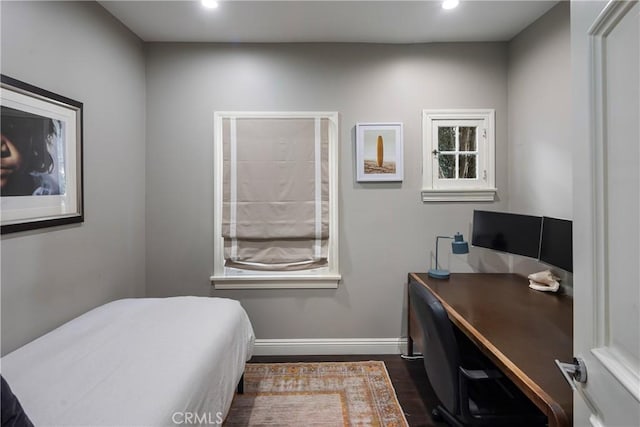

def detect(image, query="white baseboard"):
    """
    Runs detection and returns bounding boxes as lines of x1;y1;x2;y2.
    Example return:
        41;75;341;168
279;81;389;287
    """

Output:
253;338;408;356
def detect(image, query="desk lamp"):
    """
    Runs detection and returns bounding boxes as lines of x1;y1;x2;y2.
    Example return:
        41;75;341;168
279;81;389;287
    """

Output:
428;232;469;279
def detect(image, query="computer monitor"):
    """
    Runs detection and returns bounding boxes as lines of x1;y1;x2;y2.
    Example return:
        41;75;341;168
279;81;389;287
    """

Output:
471;210;542;258
539;217;573;272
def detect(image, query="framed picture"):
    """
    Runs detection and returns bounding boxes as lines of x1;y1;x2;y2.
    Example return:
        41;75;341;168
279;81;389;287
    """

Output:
355;122;403;182
1;75;83;234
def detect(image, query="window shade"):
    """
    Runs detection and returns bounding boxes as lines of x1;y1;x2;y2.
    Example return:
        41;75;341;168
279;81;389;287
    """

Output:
221;117;329;271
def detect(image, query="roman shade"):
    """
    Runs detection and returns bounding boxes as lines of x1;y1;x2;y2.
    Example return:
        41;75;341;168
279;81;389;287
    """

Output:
221;117;330;271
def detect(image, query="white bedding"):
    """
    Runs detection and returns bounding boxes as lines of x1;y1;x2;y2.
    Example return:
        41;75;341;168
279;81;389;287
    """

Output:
1;297;255;426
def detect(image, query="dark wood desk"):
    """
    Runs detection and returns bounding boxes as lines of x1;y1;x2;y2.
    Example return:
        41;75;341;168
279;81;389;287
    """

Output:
407;273;573;427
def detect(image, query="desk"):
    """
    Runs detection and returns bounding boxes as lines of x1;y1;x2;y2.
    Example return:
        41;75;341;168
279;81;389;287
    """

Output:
407;273;573;427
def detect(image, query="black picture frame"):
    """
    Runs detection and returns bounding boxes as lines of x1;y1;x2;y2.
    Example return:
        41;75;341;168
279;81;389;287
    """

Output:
1;75;83;234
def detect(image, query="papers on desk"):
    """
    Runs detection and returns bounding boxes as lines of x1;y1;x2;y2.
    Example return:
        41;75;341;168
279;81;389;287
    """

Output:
528;270;560;292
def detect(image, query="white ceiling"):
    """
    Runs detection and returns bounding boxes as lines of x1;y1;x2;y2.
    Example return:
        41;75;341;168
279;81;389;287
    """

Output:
98;0;559;44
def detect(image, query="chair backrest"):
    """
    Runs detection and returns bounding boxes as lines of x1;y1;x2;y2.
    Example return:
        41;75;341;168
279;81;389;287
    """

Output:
409;282;460;414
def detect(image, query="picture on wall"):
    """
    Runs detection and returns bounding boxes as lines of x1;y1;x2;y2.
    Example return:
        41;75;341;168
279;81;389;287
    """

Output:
355;122;403;182
1;75;83;234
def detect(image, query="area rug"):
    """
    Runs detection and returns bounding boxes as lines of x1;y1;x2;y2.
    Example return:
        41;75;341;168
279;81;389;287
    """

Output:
225;361;409;426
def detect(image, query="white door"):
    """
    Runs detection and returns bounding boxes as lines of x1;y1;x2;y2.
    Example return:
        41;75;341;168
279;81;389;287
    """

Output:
571;1;640;426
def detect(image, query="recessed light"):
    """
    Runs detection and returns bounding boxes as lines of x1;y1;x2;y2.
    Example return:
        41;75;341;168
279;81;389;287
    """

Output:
202;0;219;9
442;0;460;10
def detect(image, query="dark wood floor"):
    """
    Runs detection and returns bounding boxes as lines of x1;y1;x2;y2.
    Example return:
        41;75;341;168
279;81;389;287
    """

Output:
247;354;447;427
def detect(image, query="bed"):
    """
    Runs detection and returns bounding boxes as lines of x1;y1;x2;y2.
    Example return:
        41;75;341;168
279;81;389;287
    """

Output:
1;296;255;426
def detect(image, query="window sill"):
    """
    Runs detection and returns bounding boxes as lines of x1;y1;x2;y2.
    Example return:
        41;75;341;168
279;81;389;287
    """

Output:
421;188;497;202
210;274;341;289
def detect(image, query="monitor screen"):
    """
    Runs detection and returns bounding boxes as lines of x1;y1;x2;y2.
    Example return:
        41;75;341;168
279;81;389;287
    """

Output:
472;210;542;258
539;217;573;272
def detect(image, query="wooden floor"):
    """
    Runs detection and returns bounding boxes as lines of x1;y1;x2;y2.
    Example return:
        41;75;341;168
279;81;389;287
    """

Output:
248;354;447;427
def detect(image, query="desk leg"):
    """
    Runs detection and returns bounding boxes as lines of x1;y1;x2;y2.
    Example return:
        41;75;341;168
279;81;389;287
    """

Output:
406;275;415;357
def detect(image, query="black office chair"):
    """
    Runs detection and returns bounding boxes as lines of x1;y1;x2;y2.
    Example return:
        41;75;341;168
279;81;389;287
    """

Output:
409;282;547;427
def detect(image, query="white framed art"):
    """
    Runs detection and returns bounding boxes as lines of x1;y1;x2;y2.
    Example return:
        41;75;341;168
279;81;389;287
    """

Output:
355;122;403;182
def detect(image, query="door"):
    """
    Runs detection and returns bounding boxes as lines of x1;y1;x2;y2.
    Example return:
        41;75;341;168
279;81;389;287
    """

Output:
572;1;640;426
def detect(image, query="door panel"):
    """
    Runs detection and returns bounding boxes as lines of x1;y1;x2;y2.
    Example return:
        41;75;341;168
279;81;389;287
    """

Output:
572;0;640;425
603;0;640;372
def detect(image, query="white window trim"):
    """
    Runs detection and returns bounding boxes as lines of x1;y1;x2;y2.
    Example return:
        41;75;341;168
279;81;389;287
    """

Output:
210;111;340;289
422;109;496;202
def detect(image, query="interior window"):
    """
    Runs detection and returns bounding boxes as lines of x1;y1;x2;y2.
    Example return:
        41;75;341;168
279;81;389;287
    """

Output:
422;109;496;202
211;112;340;289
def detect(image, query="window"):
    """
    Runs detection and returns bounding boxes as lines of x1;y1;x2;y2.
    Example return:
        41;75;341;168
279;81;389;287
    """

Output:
211;112;340;289
422;109;496;202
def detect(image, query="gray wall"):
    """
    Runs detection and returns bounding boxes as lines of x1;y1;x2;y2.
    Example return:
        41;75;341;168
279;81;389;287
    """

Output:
507;2;571;219
504;2;573;280
0;1;147;354
145;43;509;341
0;1;571;352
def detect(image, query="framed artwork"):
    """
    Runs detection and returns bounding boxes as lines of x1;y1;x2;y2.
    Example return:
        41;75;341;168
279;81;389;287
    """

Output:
355;122;403;182
1;75;83;234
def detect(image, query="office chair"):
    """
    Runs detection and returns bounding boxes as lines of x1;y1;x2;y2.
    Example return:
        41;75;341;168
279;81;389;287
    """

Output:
409;282;547;427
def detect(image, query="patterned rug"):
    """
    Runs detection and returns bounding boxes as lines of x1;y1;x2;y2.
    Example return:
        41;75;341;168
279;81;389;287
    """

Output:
225;361;409;426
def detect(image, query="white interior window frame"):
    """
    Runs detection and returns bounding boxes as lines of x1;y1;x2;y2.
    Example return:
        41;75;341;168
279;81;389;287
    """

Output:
210;111;341;289
422;109;496;202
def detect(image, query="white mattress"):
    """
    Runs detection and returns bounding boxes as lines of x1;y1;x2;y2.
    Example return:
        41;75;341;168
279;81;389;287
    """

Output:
1;297;255;426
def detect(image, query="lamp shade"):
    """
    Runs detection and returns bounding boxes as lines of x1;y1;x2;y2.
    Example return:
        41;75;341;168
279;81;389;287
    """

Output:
451;232;469;254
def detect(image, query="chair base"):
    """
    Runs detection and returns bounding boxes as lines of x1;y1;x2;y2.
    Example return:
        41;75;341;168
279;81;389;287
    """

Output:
433;403;546;427
433;405;464;427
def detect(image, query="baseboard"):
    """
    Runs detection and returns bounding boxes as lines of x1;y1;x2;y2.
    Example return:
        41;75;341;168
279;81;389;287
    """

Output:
253;338;408;356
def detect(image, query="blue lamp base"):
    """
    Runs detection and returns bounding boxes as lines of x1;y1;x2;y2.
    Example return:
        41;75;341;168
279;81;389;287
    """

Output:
428;268;450;279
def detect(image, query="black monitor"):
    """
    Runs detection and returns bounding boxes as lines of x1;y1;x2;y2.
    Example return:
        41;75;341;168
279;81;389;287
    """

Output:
539;217;573;272
472;210;542;258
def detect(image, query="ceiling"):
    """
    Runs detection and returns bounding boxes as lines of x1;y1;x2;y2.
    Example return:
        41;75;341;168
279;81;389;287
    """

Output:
98;0;559;44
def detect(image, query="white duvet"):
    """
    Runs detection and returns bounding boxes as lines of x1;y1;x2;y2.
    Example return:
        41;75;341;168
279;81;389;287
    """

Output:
1;297;255;426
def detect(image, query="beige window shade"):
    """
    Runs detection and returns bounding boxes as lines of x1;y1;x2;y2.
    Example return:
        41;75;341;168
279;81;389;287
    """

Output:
221;117;330;271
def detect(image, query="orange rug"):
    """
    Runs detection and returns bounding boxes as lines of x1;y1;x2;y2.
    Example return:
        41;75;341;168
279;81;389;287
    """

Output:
225;361;409;426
